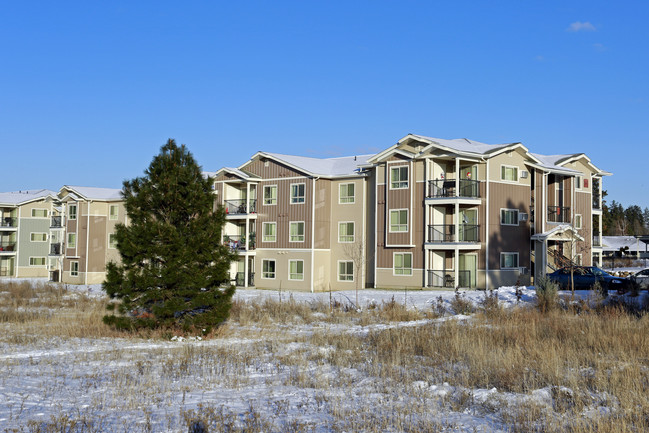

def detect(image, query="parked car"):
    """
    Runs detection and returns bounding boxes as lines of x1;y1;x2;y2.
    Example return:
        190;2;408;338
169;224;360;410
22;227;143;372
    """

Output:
630;269;649;289
547;266;629;291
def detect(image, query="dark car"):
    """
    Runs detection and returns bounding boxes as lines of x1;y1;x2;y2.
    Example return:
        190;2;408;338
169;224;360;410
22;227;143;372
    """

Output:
630;269;649;289
547;266;629;291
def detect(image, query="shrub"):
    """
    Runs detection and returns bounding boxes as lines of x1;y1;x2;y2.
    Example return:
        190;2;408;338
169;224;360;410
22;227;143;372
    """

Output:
536;277;558;313
449;291;475;315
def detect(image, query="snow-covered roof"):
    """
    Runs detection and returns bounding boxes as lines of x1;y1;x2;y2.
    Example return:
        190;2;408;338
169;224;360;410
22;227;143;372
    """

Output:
602;236;643;252
250;152;373;177
408;134;516;155
529;153;582;174
0;189;57;206
208;167;260;180
62;186;123;201
531;224;584;242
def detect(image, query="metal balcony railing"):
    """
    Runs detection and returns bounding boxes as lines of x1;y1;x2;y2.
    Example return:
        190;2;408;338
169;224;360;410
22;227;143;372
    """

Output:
50;242;62;255
224;199;257;215
234;272;255;287
427;224;480;243
427;179;480;198
0;217;17;228
51;216;62;227
0;242;16;252
547;206;571;223
427;270;454;288
223;234;256;251
458;270;473;289
593;235;601;247
592;196;601;210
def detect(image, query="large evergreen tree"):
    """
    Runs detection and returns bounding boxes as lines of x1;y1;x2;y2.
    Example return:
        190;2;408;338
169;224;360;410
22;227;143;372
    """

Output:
103;139;235;331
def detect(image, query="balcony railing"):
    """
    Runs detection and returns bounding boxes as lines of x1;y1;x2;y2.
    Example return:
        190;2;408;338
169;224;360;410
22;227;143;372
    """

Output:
0;242;16;252
592;196;601;210
224;199;257;215
427;270;455;288
457;270;473;289
50;242;62;255
1;217;17;228
51;216;62;227
223;234;256;251
234;272;255;287
593;235;601;247
427;179;480;199
427;224;480;243
547;206;571;223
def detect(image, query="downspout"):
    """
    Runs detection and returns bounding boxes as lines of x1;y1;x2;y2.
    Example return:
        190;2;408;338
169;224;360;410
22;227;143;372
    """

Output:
15;206;21;277
310;177;318;293
85;200;92;285
374;167;378;288
362;175;367;290
485;158;489;290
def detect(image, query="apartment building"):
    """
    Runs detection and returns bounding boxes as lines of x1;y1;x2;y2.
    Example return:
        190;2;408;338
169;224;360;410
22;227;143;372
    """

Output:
58;186;126;284
212;134;609;291
0;189;63;279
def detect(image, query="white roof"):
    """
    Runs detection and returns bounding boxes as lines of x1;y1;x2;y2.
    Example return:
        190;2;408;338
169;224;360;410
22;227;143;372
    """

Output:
257;152;373;177
530;153;582;174
602;236;642;252
409;134;516;155
62;186;123;201
0;189;56;206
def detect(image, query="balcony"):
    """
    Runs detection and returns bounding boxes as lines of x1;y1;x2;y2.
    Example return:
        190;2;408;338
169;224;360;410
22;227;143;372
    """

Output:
51;216;62;228
224;199;257;216
427;179;480;199
1;217;17;228
426;270;472;288
0;242;16;253
592;196;602;211
223;234;256;252
427;224;480;243
234;272;255;287
593;235;602;247
50;242;62;255
547;206;571;223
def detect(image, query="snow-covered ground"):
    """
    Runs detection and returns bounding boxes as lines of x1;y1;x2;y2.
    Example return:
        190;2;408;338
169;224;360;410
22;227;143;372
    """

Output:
1;280;647;432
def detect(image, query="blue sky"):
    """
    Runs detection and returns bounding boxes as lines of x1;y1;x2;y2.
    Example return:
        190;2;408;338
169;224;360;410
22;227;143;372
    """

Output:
2;1;647;208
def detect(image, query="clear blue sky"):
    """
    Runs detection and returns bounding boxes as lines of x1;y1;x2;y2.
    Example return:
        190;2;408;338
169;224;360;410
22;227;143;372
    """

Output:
2;1;647;209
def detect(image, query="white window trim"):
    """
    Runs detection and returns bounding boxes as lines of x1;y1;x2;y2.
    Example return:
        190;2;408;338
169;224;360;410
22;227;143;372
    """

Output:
500;208;520;226
69;204;78;220
31;208;49;218
389;209;409;233
393;252;413;276
337;260;354;282
109;205;119;220
500;252;519;269
288;259;305;281
261;259;276;280
338;221;355;243
263;184;278;206
500;165;519;183
389;165;409;190
338;182;355;204
575;214;582;229
29;256;47;266
289;221;305;243
30;232;48;242
70;261;79;276
108;233;117;249
262;222;277;243
290;183;306;204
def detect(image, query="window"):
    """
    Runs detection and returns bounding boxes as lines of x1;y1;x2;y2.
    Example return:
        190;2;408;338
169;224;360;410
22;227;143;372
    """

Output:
69;204;77;220
263;185;277;205
394;253;412;276
575;176;582;190
262;222;277;242
29;257;46;266
390;209;408;232
108;233;118;249
262;259;276;279
289;222;305;242
67;233;77;249
575;254;583;265
30;233;47;242
390;166;409;189
338;222;355;243
31;209;48;218
339;183;355;204
109;205;119;220
501;209;519;226
575;214;582;229
500;253;519;269
338;261;354;281
71;261;79;277
290;183;305;204
501;165;518;182
289;260;304;280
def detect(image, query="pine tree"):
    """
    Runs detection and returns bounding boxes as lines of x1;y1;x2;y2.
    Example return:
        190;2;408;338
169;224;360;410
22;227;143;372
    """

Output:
103;139;235;331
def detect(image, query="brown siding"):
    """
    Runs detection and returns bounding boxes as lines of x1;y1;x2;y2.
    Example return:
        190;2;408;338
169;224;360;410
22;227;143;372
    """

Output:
488;182;531;269
385;162;411;246
244;156;307;179
575;191;593;265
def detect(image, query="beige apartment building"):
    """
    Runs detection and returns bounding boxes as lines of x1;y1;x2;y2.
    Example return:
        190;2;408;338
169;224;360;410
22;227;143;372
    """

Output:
58;186;126;284
212;134;609;291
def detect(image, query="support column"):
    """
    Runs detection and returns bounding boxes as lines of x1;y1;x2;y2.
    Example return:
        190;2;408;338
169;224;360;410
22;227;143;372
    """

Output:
454;247;459;289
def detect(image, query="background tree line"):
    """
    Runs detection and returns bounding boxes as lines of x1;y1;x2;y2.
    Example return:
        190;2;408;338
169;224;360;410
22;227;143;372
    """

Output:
602;191;649;236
